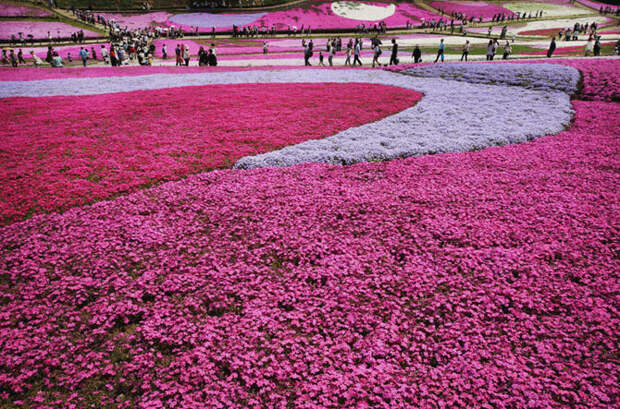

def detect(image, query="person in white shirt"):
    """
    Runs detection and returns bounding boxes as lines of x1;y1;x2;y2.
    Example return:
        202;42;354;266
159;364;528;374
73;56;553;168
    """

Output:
30;51;43;66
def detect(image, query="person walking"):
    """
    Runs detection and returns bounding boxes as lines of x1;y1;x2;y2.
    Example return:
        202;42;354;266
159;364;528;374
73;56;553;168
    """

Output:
17;48;25;64
353;40;362;66
585;37;594;56
593;37;601;56
79;47;88;66
486;39;494;60
372;41;382;67
101;45;109;64
9;50;17;67
183;45;190;66
502;40;511;59
434;39;445;63
461;40;470;61
162;43;167;59
412;44;422;63
389;38;399;65
328;41;335;66
344;44;352;66
547;36;556;58
318;51;325;66
175;44;182;66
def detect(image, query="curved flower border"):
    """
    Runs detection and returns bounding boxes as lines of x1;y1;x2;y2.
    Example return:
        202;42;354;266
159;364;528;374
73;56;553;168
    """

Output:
1;67;575;170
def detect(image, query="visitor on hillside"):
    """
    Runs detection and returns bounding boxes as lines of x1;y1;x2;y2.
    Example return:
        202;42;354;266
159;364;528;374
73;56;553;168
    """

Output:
304;42;312;66
547;37;556;58
101;45;109;64
162;44;168;59
502;41;511;59
389;38;398;65
17;49;25;65
175;44;182;66
198;46;207;66
372;42;382;67
79;47;88;66
585;37;594;56
318;51;325;66
9;50;17;67
91;46;97;60
207;48;217;66
344;44;352;66
593;37;601;56
328;43;335;66
353;40;362;66
434;39;445;63
461;40;470;61
492;39;499;59
183;45;190;66
486;40;494;60
110;46;118;66
51;52;63;67
30;50;43;67
263;41;268;54
412;44;422;63
67;52;73;63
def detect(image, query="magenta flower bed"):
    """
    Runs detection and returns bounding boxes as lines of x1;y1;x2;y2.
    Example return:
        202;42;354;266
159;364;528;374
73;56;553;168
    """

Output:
430;1;515;20
0;82;422;224
0;20;100;40
0;2;52;17
547;58;620;101
97;11;172;30
0;95;618;407
165;1;439;32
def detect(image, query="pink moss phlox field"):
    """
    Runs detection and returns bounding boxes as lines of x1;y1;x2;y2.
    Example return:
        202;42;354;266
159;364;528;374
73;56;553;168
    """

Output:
0;2;52;17
0;97;618;408
97;12;173;30
248;1;438;31
551;58;620;101
430;1;515;20
0;83;422;224
0;20;100;40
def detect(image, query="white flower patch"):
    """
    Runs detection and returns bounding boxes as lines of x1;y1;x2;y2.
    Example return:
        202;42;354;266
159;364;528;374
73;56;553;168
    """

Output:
0;68;573;170
402;63;581;94
331;1;396;21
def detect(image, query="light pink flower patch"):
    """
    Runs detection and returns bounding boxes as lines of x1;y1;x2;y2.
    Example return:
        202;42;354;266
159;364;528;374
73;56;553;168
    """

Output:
0;20;100;40
430;1;515;20
0;2;52;17
0;82;422;224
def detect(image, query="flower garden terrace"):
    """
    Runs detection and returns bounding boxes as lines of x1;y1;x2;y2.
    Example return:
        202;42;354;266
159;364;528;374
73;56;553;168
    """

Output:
0;58;619;408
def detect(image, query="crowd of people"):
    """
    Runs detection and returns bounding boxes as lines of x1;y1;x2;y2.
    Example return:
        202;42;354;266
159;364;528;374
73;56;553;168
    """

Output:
191;0;265;9
2;1;618;69
598;5;620;16
434;6;548;26
558;21;600;41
